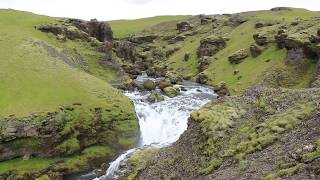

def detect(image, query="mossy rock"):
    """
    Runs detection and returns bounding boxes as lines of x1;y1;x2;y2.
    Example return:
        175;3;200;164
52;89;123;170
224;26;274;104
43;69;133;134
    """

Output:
147;91;165;103
163;87;179;98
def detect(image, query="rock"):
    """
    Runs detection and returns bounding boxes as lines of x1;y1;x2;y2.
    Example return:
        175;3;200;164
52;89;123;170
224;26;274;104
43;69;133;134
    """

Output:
196;72;208;84
94;169;105;178
317;29;320;36
214;81;230;97
228;14;248;26
146;67;156;77
200;16;212;25
198;36;226;57
184;52;190;61
253;33;269;46
158;80;172;90
168;35;186;44
250;44;263;57
228;49;249;64
255;22;265;28
274;29;288;48
147;90;165;103
38;24;64;35
22;153;32;160
177;21;192;32
285;48;308;66
270;7;291;11
234;69;240;75
5;127;17;134
165;71;182;84
163;87;179;98
122;64;141;77
86;19;113;42
143;80;156;90
114;40;136;61
198;57;210;72
129;35;158;44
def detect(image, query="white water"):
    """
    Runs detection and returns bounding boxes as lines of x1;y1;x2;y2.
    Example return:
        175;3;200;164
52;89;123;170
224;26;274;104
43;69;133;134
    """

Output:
94;75;216;180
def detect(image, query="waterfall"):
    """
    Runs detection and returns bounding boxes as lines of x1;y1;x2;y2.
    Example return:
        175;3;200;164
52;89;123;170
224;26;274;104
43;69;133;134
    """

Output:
96;75;216;179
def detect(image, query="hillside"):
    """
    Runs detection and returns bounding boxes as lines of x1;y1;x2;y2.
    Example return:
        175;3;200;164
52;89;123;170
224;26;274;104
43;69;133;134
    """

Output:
101;7;320;180
0;9;139;179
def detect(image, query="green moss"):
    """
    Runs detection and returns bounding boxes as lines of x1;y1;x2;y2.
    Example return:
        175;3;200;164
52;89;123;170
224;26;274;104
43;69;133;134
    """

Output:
35;175;51;180
302;139;320;162
127;148;159;180
0;158;55;174
56;137;81;156
199;158;223;175
265;163;304;180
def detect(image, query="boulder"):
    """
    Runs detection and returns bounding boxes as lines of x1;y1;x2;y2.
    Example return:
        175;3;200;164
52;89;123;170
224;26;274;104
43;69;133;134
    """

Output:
158;80;172;90
250;44;263;57
228;49;249;64
146;67;156;77
129;35;158;44
253;33;269;46
214;81;230;97
196;72;208;84
143;80;156;90
147;91;165;103
165;71;182;84
184;52;190;61
198;36;226;57
163;87;179;98
255;22;265;28
228;14;248;26
168;35;186;44
114;41;136;61
86;19;113;42
177;21;192;32
198;57;210;72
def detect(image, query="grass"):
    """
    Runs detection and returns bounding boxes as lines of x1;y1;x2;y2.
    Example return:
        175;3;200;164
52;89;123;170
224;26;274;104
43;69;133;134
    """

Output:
265;163;304;180
0;158;56;174
108;15;191;38
163;8;318;94
0;9;131;117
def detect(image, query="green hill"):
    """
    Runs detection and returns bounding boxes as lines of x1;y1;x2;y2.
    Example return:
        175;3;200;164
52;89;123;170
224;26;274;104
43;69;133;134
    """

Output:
109;15;191;38
0;9;139;178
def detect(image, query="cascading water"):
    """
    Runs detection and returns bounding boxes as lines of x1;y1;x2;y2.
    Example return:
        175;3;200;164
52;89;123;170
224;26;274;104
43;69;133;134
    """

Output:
73;74;216;180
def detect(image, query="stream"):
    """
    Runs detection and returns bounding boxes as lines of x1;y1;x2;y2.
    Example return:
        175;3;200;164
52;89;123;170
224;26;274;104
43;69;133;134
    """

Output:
71;74;216;180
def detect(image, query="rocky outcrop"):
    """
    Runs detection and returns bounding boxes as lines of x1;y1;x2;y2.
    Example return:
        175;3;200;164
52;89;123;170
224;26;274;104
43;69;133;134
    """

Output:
228;49;249;64
198;57;210;72
253;32;271;46
114;40;136;61
198;36;226;57
39;19;113;42
177;21;192;32
128;35;158;44
168;35;186;44
228;14;248;26
250;44;263;57
196;72;208;84
214;82;230;97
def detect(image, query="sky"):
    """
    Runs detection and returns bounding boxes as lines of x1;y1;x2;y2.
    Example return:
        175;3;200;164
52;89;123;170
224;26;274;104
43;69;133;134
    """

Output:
0;0;319;21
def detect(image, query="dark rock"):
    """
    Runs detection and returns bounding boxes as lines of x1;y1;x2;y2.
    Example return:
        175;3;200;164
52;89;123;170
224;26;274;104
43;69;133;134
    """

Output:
198;36;226;57
285;48;308;66
200;16;212;25
158;80;172;90
228;49;249;64
129;35;158;44
317;29;320;36
122;64;141;77
177;21;192;32
143;80;156;90
214;81;230;97
228;14;248;26
114;41;136;61
274;29;288;48
196;72;208;84
38;24;64;35
146;67;156;77
198;57;210;72
250;44;263;57
184;52;190;61
234;69;240;75
168;35;186;44
270;7;291;11
253;33;270;46
86;19;113;42
255;22;265;28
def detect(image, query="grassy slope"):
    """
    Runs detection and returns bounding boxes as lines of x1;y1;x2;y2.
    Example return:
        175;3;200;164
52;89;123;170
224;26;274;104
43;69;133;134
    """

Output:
0;9;129;117
109;15;191;38
165;8;318;94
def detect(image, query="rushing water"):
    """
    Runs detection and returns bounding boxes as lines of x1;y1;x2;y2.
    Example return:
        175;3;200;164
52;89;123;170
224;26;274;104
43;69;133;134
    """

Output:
71;74;216;180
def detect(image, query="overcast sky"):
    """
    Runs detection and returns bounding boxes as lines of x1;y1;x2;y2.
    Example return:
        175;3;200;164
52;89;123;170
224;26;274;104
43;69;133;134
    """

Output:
0;0;319;21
